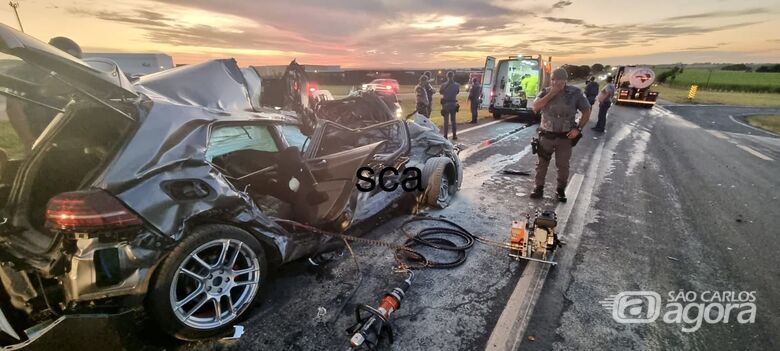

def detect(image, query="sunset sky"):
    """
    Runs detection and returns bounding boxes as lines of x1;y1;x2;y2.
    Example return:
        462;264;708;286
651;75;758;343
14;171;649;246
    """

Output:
2;0;779;68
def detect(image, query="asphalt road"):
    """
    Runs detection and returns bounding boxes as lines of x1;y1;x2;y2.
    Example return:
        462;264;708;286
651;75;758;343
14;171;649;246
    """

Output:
125;102;779;350
522;103;779;350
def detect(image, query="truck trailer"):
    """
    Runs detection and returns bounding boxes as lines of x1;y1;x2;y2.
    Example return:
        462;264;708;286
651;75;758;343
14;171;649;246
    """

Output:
614;65;659;107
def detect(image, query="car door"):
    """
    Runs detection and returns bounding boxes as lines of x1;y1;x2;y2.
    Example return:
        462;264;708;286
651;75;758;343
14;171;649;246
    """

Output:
275;121;390;229
302;119;410;227
480;56;496;108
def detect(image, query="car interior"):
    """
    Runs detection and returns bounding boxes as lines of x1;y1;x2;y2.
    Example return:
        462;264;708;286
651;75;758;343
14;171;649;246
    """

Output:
208;123;383;228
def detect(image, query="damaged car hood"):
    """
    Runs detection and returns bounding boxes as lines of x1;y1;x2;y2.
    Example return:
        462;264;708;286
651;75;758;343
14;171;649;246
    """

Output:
134;59;257;112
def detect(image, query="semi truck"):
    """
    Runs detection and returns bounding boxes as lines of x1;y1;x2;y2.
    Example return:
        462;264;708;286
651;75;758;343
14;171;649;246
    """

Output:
481;55;552;120
614;65;659;107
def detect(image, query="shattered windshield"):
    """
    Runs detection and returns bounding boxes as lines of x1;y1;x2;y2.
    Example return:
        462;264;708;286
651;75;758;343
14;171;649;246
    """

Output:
0;52;70;159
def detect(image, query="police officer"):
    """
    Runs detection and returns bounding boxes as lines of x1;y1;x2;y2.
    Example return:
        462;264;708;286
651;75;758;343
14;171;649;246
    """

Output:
592;75;615;132
584;76;599;106
439;71;460;140
467;78;481;124
530;68;591;202
422;71;435;117
415;74;430;116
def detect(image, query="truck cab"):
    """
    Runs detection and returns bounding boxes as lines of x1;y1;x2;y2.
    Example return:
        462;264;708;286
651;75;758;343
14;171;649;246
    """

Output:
481;55;551;121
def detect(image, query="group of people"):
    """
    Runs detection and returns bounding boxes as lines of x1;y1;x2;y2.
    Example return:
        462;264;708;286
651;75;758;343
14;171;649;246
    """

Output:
413;68;617;203
530;68;616;202
415;71;471;140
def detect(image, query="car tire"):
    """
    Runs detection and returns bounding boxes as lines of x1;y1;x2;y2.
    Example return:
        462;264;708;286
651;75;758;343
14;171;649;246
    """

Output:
493;112;501;119
422;157;454;208
148;224;267;340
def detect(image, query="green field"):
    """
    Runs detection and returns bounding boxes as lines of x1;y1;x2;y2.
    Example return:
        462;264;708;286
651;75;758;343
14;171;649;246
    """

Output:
654;85;780;108
660;68;780;93
746;115;780;134
0;121;25;159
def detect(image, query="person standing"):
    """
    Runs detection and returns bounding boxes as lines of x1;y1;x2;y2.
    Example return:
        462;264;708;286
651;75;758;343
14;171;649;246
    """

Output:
439;71;460;140
467;78;481;124
530;68;591;202
592;75;615;132
584;76;599;106
422;71;435;118
414;75;430;116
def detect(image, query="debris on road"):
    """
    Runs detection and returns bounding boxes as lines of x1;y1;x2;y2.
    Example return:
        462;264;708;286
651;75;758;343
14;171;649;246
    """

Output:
220;325;245;341
502;169;531;176
666;256;680;262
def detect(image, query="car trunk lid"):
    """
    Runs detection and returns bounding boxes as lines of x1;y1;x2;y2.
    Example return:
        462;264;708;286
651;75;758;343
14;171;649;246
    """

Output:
0;23;136;100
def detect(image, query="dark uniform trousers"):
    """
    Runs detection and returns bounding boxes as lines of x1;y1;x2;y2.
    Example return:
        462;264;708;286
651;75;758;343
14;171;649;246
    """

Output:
535;133;573;190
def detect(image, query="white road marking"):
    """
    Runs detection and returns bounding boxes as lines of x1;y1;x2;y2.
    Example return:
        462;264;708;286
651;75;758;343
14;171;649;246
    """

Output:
485;174;584;351
458;119;506;135
735;144;774;161
707;130;730;140
728;115;778;136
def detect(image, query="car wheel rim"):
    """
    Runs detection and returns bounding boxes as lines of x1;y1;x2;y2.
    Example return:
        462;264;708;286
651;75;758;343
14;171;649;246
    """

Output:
437;176;450;203
170;238;261;330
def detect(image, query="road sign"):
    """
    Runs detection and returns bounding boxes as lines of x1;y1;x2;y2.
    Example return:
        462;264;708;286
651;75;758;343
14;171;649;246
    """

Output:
688;84;698;100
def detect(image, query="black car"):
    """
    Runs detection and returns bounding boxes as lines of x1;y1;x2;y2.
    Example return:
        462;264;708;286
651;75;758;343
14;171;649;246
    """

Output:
0;24;461;344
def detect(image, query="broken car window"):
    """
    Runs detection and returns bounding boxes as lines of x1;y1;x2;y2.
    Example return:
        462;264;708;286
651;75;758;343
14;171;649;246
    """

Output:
206;125;279;162
278;124;309;153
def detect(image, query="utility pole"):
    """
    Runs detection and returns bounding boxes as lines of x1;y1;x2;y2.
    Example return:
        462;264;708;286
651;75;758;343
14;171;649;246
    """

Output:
9;1;24;32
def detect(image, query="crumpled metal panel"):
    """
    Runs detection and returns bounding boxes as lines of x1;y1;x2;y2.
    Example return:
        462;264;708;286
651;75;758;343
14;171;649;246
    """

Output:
91;99;318;263
134;59;254;112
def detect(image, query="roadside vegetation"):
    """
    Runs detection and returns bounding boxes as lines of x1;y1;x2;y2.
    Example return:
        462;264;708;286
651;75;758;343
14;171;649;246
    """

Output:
653;84;780;108
745;115;780;134
657;68;780;93
0;121;25;160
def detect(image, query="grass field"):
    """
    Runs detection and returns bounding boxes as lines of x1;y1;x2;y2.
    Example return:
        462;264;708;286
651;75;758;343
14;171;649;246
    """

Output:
745;115;780;134
654;84;780;108
397;95;493;127
660;68;780;93
0;121;25;159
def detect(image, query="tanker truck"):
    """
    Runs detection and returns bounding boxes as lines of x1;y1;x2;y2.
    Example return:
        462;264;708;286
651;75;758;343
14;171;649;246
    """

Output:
614;65;659;107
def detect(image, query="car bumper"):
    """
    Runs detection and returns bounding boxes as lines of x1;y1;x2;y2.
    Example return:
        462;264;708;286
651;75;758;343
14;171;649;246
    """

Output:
615;98;657;105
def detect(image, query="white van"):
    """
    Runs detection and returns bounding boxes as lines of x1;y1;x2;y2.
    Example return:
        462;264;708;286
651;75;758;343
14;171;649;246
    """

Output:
480;55;551;120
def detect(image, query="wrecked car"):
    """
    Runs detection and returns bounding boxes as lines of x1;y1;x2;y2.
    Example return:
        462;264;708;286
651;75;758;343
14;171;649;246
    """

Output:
0;24;460;344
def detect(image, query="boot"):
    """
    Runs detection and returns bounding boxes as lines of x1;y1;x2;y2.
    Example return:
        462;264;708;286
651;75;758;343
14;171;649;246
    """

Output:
556;188;567;202
530;186;544;199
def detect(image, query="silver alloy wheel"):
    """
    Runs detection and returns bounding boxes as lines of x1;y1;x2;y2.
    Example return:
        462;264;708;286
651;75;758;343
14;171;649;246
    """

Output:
170;238;261;330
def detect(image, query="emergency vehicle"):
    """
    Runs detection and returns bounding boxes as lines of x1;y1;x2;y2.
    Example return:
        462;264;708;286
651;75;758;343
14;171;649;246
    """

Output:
481;55;552;120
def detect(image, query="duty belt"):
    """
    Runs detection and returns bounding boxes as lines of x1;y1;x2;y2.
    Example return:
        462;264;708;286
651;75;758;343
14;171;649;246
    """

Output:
538;130;569;138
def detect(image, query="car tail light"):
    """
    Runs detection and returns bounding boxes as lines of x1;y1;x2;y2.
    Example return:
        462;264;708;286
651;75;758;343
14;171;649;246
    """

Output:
619;89;629;97
46;190;143;230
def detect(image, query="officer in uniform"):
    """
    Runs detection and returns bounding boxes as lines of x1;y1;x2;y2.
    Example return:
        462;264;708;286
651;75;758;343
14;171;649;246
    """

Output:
414;74;430;116
530;68;591;202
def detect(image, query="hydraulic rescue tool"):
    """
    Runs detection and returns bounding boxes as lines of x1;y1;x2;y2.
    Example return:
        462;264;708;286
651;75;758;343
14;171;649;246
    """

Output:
509;210;560;265
346;272;413;350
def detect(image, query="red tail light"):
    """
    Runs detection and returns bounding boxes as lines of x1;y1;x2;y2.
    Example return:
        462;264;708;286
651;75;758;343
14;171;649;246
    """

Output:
46;190;142;230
